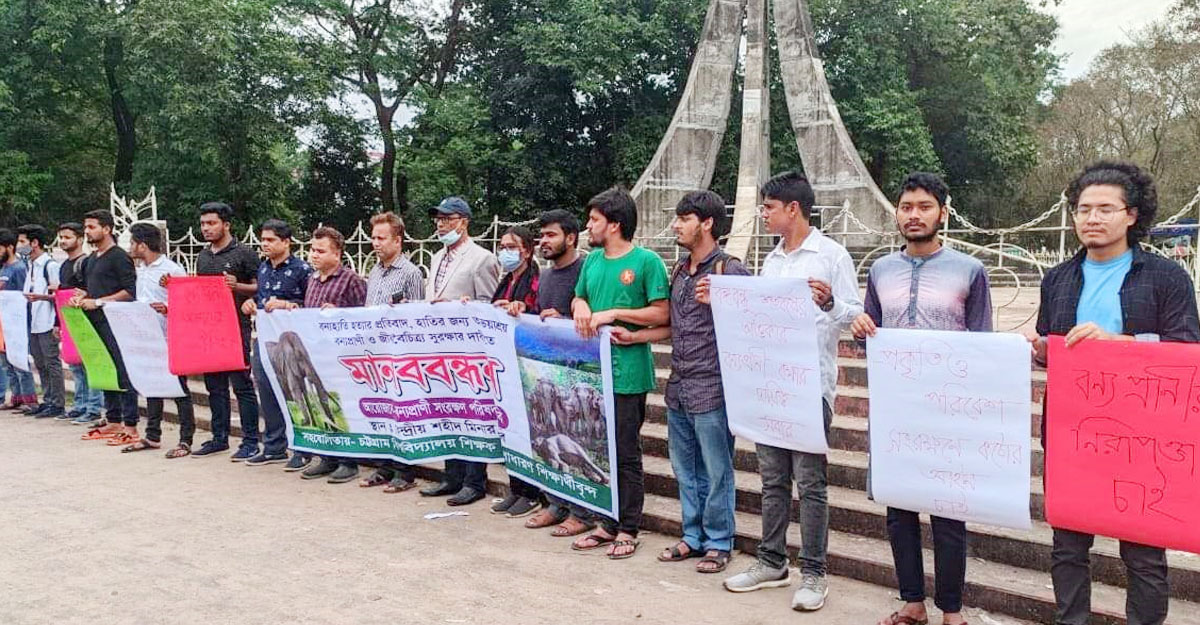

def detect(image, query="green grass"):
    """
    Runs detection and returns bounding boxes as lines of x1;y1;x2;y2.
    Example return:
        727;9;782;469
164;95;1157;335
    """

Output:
285;391;349;432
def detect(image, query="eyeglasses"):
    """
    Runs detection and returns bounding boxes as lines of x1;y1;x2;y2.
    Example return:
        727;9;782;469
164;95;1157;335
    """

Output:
1073;204;1130;219
434;215;463;225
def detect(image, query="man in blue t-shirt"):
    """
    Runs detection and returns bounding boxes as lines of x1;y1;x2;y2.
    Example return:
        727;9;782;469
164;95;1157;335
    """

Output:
1031;161;1200;625
0;228;36;410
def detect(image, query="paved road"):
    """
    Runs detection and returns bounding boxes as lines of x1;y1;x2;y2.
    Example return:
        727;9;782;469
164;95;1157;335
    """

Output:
0;413;1029;625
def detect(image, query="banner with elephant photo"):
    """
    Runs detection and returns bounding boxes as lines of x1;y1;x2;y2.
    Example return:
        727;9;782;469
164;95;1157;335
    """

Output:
503;316;617;518
255;303;618;518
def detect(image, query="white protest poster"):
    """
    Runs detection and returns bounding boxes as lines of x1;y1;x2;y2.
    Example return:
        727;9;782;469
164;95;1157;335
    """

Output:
0;290;30;371
506;315;618;518
867;328;1032;529
709;275;827;454
256;302;527;464
102;302;186;398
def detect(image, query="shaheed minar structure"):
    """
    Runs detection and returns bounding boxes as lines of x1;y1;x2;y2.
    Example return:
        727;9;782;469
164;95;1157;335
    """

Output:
630;0;893;257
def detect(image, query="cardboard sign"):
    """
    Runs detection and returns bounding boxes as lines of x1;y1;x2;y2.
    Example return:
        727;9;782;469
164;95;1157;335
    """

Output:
0;291;30;371
59;307;121;391
166;276;245;375
1045;336;1200;554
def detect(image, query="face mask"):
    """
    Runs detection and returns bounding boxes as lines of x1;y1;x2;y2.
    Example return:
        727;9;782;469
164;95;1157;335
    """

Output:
16;245;32;257
498;249;522;271
438;229;462;247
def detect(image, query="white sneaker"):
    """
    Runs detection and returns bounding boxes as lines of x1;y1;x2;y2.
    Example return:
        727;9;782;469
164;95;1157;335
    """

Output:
723;561;791;592
791;573;828;611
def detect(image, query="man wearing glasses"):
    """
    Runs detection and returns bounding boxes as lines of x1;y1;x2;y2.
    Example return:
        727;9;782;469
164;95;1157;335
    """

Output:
419;196;501;506
1029;160;1199;625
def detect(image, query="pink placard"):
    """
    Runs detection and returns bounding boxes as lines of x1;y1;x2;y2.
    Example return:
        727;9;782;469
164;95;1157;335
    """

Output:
55;289;82;365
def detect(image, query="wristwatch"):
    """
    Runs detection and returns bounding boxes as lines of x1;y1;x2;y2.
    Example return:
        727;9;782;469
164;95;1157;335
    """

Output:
95;300;105;309
820;295;835;313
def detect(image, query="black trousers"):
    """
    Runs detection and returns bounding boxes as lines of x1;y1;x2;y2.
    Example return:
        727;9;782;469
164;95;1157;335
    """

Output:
600;393;646;537
145;376;195;446
444;459;487;492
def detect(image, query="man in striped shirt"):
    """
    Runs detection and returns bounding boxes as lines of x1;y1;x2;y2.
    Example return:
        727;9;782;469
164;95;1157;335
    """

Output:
267;227;366;484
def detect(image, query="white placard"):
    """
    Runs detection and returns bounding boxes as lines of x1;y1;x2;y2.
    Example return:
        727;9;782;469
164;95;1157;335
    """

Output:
103;302;186;398
867;328;1032;529
0;291;30;371
709;275;827;454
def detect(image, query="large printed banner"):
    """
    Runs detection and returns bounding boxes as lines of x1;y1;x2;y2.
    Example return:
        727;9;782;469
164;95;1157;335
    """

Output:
54;290;82;365
59;307;121;391
709;275;827;454
256;303;620;518
867;329;1032;529
506;316;617;516
1045;336;1200;554
167;276;245;375
0;291;30;371
103;302;186;398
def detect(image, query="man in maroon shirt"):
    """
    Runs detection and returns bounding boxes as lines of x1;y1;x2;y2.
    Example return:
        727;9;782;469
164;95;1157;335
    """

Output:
266;226;365;483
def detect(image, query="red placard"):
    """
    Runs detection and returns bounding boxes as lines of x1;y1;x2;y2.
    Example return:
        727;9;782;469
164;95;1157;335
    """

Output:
55;289;83;365
166;276;246;375
1045;336;1200;554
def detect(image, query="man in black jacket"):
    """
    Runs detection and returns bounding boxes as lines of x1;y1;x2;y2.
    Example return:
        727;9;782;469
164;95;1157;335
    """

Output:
1029;160;1199;625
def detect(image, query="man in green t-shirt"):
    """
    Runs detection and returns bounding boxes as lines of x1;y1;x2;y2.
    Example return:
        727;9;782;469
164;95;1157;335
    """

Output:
571;187;670;560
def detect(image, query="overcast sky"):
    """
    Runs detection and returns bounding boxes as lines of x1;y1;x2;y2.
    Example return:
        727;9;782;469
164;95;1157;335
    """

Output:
1047;0;1176;79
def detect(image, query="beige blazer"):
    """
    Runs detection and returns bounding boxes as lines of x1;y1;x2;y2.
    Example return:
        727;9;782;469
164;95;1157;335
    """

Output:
426;239;501;301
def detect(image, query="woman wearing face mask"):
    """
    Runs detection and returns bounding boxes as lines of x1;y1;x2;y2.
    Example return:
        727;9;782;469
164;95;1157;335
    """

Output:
490;225;545;518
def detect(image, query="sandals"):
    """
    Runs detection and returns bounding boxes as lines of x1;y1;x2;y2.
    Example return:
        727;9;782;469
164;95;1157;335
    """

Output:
121;438;161;453
107;432;139;447
383;476;416;493
360;469;391;488
552;516;594;537
81;427;119;441
525;508;566;529
165;443;191;459
571;531;616;551
607;538;640;560
877;613;929;625
696;550;731;573
658;541;701;562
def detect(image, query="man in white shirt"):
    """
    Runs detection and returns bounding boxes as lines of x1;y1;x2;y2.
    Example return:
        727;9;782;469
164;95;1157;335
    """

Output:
123;222;197;456
723;171;863;611
18;225;64;418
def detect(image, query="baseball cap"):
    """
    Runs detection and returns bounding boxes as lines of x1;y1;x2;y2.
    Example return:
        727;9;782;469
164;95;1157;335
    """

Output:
429;196;471;218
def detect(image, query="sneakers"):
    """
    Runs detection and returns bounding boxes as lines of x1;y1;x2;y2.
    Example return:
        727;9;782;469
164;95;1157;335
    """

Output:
283;454;312;472
505;497;542;518
327;463;359;484
23;404;46;416
71;413;102;426
491;493;521;514
230;447;259;462
723;561;791;593
301;457;339;480
55;409;77;421
791;574;828;611
192;441;231;458
35;406;64;419
245;452;289;466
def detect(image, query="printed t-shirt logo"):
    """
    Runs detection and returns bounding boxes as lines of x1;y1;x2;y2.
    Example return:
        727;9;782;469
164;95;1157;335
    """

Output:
619;268;635;286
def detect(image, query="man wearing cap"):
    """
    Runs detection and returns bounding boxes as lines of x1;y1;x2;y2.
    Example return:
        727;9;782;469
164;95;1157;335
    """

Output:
419;196;501;506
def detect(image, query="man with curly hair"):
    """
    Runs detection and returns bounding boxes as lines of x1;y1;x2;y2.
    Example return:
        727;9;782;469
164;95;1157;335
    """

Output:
1029;160;1199;625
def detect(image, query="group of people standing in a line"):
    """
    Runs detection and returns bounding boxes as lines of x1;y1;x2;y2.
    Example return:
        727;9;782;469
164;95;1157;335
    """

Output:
0;158;1190;625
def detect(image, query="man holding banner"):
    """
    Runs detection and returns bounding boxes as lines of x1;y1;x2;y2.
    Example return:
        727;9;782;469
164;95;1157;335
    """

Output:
56;222;103;425
71;210;139;446
18;225;64;418
419;197;500;506
570;187;670;561
850;173;991;625
723;171;862;611
0;228;35;411
243;219;312;468
193;202;261;460
122;223;197;457
1031;161;1199;625
267;226;366;483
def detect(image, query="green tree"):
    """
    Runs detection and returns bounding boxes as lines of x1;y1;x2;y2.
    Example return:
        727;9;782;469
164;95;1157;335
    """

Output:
295;111;380;234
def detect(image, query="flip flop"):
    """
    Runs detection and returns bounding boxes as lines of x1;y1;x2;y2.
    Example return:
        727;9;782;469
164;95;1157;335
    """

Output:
877;612;929;625
571;531;616;551
552;516;594;537
107;432;139;447
359;469;391;488
607;539;641;560
121;438;161;453
165;443;191;459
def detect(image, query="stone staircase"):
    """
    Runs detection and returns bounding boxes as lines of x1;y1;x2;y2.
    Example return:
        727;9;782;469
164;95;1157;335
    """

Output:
63;340;1200;624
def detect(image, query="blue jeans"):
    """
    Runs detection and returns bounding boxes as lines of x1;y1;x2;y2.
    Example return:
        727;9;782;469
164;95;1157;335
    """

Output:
69;363;103;415
668;405;736;552
1;351;35;400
